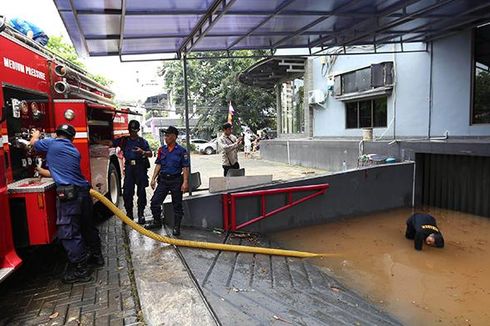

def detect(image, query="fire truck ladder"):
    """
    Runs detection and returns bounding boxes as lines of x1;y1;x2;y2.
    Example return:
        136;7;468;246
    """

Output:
223;184;329;232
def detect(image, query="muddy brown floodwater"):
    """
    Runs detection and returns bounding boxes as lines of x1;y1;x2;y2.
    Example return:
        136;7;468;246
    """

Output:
270;208;490;326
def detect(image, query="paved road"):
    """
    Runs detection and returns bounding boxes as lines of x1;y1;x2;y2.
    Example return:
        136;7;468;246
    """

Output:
189;152;326;189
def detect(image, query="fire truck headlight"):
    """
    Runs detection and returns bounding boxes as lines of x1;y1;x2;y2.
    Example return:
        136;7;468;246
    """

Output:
64;109;75;121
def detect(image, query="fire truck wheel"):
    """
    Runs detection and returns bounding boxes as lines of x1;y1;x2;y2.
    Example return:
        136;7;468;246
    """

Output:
96;163;120;219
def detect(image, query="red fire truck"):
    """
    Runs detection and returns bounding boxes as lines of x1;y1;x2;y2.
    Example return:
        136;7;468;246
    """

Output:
0;23;131;281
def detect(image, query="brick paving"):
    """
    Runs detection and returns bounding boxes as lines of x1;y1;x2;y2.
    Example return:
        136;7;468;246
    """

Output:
0;217;142;326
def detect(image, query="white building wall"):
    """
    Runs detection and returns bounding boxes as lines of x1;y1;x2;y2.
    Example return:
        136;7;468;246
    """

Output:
310;31;490;138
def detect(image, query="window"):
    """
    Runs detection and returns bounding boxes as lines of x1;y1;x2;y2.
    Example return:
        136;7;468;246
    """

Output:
473;25;490;124
345;98;387;129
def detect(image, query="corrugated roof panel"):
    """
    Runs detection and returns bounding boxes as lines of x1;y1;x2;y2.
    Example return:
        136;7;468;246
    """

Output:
123;15;201;37
72;0;121;11
126;0;214;11
122;38;183;54
86;39;119;54
231;0;286;12
210;15;269;34
193;36;242;51
52;0;490;58
79;15;121;36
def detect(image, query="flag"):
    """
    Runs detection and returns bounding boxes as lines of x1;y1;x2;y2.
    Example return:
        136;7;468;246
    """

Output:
227;101;234;123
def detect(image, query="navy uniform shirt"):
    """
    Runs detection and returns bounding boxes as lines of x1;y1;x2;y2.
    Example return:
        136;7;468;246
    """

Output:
113;136;150;161
405;213;444;250
155;144;190;175
34;138;90;187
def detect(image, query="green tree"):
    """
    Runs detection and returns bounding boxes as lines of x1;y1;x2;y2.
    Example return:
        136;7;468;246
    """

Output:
46;36;113;86
474;70;490;124
161;51;275;135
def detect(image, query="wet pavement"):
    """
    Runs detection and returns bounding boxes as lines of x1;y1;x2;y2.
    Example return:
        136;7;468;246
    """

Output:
0;217;142;326
126;225;217;326
271;207;490;326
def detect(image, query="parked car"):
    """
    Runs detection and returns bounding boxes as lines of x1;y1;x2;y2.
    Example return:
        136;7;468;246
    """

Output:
190;138;208;145
197;139;218;155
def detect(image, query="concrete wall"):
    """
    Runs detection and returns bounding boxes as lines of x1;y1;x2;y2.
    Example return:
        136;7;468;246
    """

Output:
261;138;490;172
260;139;362;171
164;163;414;234
309;31;490;139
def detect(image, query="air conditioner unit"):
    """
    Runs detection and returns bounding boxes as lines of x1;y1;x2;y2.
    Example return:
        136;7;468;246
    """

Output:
308;89;326;105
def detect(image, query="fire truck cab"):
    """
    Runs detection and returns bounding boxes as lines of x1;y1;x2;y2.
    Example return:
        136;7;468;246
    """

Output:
0;23;129;281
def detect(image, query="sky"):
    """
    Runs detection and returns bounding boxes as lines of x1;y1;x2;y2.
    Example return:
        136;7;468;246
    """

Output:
0;0;165;103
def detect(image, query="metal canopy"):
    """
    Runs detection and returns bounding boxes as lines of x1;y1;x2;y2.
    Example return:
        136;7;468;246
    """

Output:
54;0;490;59
239;57;305;89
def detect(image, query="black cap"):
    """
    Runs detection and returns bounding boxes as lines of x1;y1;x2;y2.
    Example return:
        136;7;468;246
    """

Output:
128;120;140;131
433;233;444;248
223;122;232;130
55;124;76;138
164;126;179;136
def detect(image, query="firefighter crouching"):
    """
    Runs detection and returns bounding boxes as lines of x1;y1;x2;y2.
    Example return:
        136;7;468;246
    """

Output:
30;124;103;284
112;120;152;224
146;126;189;236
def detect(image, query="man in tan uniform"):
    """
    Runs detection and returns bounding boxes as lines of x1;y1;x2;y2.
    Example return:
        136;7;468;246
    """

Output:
219;122;243;176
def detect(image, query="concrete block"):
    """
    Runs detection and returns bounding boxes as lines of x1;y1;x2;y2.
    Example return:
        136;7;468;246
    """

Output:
209;175;273;193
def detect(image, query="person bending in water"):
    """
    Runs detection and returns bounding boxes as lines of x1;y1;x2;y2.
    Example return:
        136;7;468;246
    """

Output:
405;213;445;251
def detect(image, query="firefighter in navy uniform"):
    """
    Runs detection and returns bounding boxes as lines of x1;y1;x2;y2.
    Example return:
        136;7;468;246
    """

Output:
405;213;445;251
30;124;103;284
112;120;152;224
146;126;189;236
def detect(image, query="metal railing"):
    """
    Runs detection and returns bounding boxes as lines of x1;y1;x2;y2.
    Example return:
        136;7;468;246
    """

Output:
223;184;329;231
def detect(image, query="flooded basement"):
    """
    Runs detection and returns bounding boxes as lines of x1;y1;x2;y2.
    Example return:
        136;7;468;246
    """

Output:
270;208;490;326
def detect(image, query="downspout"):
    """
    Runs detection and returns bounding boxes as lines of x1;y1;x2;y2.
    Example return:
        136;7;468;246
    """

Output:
183;54;192;196
428;41;434;138
393;45;397;140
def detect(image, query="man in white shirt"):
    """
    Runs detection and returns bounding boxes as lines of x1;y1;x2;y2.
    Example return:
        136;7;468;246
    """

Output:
219;122;243;176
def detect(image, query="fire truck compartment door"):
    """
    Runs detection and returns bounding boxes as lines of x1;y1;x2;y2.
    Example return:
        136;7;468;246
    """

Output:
7;178;57;246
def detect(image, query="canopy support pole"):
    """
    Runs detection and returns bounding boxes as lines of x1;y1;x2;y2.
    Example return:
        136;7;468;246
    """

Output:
183;54;192;196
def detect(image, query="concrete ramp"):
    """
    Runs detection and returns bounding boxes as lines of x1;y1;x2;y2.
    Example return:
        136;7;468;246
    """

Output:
176;228;402;325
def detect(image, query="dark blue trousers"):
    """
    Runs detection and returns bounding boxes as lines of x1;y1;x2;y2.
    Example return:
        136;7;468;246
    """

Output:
150;175;183;223
123;164;149;216
56;187;100;263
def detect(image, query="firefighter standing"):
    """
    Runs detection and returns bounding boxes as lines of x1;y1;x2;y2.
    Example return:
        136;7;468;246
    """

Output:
30;124;103;284
112;120;152;224
405;213;445;251
146;126;189;236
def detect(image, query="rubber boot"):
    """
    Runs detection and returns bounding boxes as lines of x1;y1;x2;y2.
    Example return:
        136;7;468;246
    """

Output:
62;260;93;284
125;207;134;220
146;217;162;230
172;218;182;236
87;250;104;267
137;208;146;225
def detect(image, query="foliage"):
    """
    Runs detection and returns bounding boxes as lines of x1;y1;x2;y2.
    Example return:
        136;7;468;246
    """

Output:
46;36;85;68
46;36;113;86
474;70;490;124
143;132;161;151
160;51;276;135
91;73;113;87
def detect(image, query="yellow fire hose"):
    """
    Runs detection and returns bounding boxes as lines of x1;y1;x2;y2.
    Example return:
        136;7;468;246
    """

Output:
90;189;331;258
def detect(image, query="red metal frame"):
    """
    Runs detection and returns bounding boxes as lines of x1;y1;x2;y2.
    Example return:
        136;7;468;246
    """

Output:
223;184;329;231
